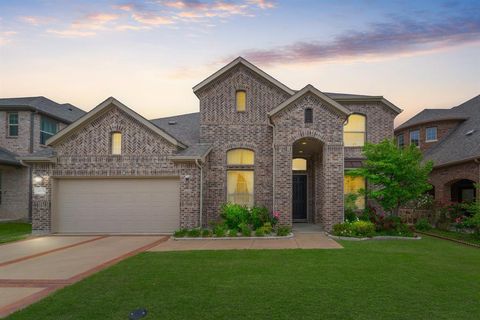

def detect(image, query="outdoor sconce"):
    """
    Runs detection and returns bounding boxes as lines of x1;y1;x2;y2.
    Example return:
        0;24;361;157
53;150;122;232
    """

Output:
184;175;191;182
33;176;43;184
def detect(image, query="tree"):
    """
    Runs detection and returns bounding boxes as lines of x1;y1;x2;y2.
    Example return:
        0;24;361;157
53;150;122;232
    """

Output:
348;139;433;216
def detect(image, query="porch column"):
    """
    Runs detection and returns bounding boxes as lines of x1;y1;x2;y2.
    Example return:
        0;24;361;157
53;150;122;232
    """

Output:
320;144;344;231
274;144;292;226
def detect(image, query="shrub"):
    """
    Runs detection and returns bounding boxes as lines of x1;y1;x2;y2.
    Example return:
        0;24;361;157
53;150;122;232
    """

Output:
276;226;291;237
255;227;266;237
333;222;354;237
415;218;432;231
213;224;227;237
187;228;201;237
173;228;188;237
239;222;251;237
228;229;238;237
262;222;273;234
352;220;375;237
249;206;271;229
201;229;212;237
221;203;249;230
344;193;359;222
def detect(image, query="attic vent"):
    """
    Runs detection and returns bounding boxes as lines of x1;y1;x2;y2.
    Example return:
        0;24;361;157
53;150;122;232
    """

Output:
168;120;177;125
68;108;73;111
465;129;475;136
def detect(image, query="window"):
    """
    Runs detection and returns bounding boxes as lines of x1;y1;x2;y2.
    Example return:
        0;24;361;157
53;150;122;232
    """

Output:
40;116;58;145
111;132;122;155
227;149;254;206
236;90;246;112
426;127;437;142
7;113;18;137
410;130;420;147
292;158;307;171
397;134;404;148
304;108;313;123
344;173;366;209
344;114;366;147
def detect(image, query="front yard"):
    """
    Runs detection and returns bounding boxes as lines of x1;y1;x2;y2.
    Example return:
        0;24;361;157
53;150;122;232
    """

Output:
7;236;480;320
0;221;31;244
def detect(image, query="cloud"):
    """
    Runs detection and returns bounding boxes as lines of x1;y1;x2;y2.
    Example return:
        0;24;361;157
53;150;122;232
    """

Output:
237;12;480;65
48;12;120;37
132;13;174;25
248;0;275;9
0;31;17;46
19;16;54;26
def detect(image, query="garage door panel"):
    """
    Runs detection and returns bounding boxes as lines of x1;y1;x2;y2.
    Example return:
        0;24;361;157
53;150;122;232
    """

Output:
54;178;180;233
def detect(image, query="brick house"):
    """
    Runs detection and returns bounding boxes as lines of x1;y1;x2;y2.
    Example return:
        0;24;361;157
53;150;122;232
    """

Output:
394;95;480;204
0;97;85;220
20;57;401;234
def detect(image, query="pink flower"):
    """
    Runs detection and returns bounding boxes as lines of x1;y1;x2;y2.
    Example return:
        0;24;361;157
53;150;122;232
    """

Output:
273;211;280;219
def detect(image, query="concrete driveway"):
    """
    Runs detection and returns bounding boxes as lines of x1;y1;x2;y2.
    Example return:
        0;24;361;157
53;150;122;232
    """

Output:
0;235;166;317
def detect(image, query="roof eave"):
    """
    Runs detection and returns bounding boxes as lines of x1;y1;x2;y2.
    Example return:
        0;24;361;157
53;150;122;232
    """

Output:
17;156;57;163
429;156;480;169
0;106;76;124
333;97;402;114
395;117;468;132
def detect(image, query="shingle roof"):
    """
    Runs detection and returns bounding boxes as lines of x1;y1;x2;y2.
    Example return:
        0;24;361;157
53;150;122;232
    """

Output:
170;143;212;161
0;96;85;123
150;112;200;146
395;108;468;131
324;92;380;100
423;95;480;167
0;147;21;166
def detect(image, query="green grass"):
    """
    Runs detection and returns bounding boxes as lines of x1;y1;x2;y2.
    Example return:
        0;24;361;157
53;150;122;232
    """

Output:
424;228;480;245
8;237;480;320
0;222;31;244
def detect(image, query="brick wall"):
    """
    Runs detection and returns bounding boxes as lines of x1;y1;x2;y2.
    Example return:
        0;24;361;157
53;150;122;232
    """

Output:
0;165;29;219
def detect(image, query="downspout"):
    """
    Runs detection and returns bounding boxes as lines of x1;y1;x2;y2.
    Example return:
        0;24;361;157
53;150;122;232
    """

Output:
268;118;276;212
195;159;204;228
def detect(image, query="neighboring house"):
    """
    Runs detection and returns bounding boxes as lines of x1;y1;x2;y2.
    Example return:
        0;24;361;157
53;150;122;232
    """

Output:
395;95;480;204
0;97;85;220
20;57;401;234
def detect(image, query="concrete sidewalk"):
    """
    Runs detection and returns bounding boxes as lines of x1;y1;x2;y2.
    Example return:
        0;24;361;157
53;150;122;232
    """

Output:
149;232;342;252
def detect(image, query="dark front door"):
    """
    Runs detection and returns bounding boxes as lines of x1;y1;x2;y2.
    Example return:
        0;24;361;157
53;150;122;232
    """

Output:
292;175;307;220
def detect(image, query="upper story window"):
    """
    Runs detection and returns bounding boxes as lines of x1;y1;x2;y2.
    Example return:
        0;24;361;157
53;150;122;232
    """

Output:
40;116;58;145
344;114;366;147
397;134;404;148
227;148;254;207
236;90;246;112
410;130;420;147
7;112;19;137
292;158;307;171
111;132;122;155
304;108;313;123
425;127;437;142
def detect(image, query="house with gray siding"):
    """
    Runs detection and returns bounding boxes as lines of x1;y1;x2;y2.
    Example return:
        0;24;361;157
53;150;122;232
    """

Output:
19;57;401;234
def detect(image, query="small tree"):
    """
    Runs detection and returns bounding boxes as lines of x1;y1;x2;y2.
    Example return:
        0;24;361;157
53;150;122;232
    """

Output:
348;139;433;216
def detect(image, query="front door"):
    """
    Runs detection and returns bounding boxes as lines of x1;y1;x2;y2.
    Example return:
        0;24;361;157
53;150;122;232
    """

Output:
292;175;307;220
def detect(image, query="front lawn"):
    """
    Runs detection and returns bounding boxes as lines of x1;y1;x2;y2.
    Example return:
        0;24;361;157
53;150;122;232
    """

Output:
8;237;480;320
423;228;480;246
0;221;31;244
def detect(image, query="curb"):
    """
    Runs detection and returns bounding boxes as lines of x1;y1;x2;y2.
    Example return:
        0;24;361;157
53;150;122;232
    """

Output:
326;233;421;241
173;233;294;240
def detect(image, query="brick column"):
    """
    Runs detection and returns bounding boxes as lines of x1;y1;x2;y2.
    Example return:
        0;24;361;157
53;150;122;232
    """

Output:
274;144;292;226
321;144;344;231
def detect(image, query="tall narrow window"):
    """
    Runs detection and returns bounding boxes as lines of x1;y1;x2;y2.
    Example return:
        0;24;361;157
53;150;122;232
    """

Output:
40;116;58;145
7;113;18;137
227;149;254;206
344;114;366;147
111;132;122;155
425;127;437;142
397;134;404;148
410;130;420;147
236;90;246;112
344;173;366;210
304;108;313;123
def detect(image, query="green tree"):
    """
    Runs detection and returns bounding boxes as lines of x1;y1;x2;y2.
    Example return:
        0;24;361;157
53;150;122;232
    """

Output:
348;140;433;216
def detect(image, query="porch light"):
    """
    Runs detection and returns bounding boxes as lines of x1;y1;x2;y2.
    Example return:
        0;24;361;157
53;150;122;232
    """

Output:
33;176;43;184
301;141;307;145
298;150;303;153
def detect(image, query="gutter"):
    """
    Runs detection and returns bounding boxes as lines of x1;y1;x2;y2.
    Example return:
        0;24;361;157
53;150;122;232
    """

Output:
195;159;204;228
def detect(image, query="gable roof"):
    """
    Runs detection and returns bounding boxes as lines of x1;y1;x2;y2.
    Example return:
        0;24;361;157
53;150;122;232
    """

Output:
423;95;480;167
150;112;200;146
268;84;351;117
395;108;468;131
0;96;85;123
193;57;295;95
46;97;186;148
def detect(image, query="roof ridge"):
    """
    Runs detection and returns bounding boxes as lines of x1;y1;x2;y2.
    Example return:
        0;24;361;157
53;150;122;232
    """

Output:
150;111;199;121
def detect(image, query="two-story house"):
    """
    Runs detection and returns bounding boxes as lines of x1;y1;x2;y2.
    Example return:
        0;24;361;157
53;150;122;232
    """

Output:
20;57;401;234
395;95;480;204
0;97;85;220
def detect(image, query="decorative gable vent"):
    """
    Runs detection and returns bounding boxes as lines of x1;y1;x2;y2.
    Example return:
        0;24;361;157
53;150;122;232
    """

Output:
168;121;177;125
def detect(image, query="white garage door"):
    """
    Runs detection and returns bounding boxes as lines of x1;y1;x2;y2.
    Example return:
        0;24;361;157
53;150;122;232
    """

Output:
53;178;180;233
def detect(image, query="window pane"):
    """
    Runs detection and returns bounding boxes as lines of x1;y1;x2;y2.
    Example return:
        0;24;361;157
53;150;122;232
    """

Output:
8;113;18;125
292;158;307;171
397;134;404;147
344;114;366;132
227;149;254;165
227;170;254;207
112;132;122;155
344;132;365;147
344;174;365;209
236;90;246;112
41;117;58;134
426;127;437;141
410;130;419;146
8;125;18;137
304;108;313;123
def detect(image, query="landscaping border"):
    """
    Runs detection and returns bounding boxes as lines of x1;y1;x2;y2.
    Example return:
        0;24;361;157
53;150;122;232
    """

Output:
415;230;480;248
173;233;294;241
326;233;421;241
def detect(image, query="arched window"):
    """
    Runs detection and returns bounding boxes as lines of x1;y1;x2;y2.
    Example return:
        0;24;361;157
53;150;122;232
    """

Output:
292;158;307;171
236;90;246;112
304;108;313;123
111;132;122;155
344;114;366;147
226;149;254;206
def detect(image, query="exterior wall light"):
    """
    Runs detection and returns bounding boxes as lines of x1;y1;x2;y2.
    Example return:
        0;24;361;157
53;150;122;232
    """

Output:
33;176;43;184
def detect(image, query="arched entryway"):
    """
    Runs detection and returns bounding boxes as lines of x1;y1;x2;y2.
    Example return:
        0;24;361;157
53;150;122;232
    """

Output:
291;137;323;223
449;179;476;202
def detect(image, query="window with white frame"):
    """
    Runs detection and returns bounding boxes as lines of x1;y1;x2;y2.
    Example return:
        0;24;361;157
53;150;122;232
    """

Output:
236;90;246;112
7;113;19;137
226;149;254;206
344;114;366;147
111;132;122;155
425;127;437;142
410;130;420;147
40;116;58;145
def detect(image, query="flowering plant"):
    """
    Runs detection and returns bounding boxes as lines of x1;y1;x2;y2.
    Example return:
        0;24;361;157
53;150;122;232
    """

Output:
271;211;280;225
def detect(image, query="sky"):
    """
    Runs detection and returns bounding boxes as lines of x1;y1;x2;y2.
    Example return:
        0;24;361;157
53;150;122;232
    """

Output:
0;0;479;126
